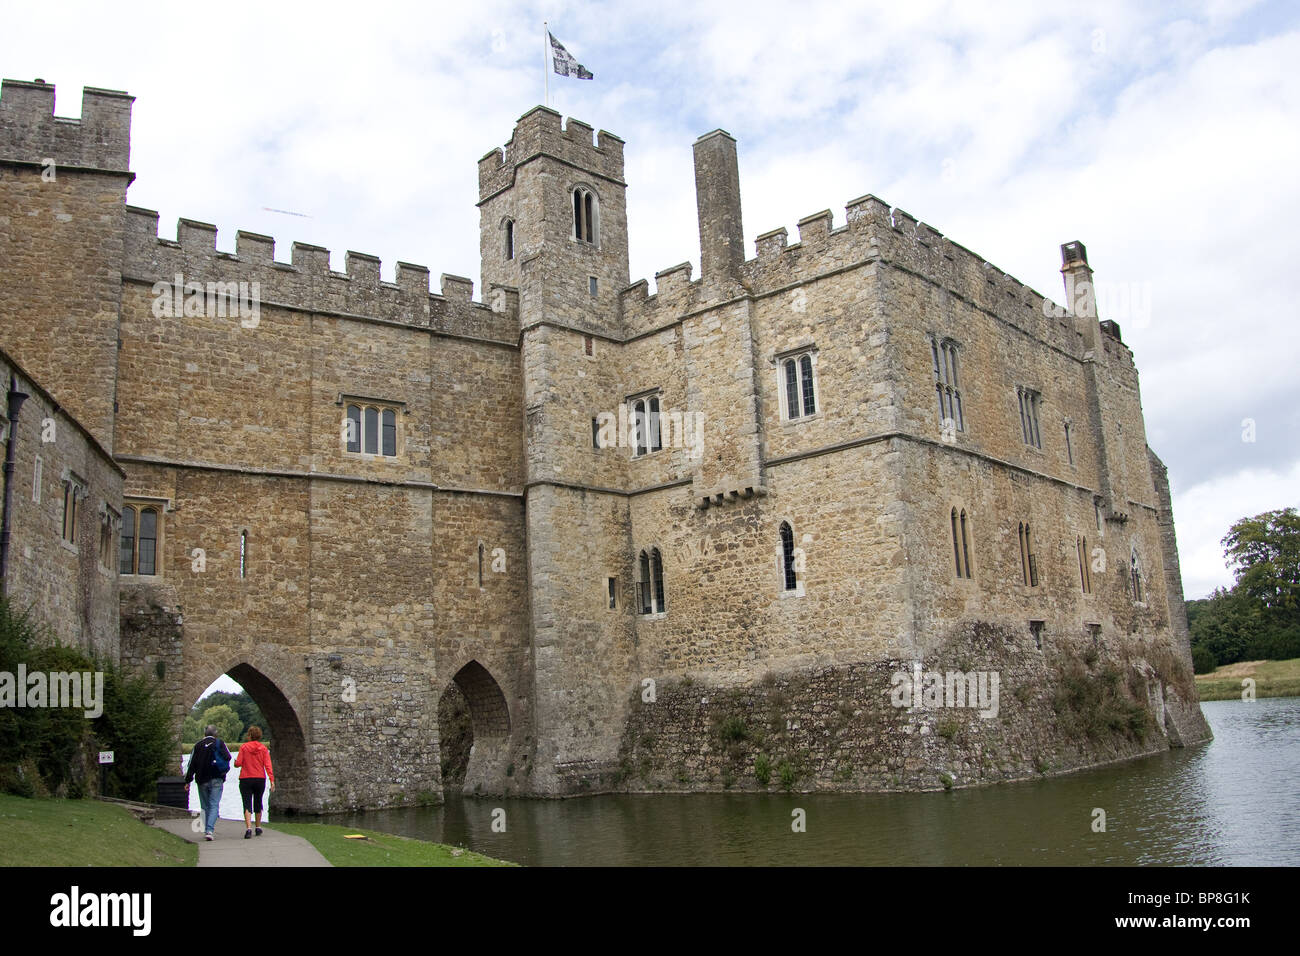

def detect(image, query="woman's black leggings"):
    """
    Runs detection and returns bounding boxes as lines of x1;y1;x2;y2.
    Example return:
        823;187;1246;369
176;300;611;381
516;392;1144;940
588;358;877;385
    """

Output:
239;777;266;815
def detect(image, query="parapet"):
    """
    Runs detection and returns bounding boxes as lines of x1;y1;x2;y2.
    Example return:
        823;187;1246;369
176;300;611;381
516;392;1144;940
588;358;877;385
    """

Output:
478;106;625;202
122;207;518;345
0;78;133;172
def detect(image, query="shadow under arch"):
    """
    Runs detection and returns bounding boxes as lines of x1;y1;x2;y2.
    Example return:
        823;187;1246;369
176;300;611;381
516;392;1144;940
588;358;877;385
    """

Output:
438;660;511;795
191;661;310;813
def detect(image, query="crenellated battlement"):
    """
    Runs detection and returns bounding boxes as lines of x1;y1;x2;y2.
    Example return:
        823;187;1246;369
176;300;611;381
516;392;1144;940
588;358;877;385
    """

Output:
122;206;518;344
626;186;1087;355
478;106;625;203
0;78;133;172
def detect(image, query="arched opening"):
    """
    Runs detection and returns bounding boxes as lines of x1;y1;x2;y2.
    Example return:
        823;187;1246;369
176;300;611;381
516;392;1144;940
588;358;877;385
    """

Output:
182;663;309;817
436;660;511;795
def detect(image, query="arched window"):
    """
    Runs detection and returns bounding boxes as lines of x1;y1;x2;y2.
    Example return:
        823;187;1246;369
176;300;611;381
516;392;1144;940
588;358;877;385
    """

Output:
648;396;662;452
950;507;973;579
1019;522;1037;586
780;351;818;420
120;502;161;576
780;522;797;591
504;219;514;260
637;548;666;614
572;187;598;244
120;505;136;574
931;338;964;432
633;399;648;457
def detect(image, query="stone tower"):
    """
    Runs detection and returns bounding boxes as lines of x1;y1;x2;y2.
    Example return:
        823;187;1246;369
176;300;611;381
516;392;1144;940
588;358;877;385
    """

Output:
478;108;638;792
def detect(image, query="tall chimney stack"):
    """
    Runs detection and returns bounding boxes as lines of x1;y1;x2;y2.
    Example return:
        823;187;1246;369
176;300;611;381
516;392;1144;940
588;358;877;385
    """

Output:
693;129;745;294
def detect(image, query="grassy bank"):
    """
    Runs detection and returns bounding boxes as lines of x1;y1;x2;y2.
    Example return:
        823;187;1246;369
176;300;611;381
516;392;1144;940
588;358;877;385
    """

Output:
1195;658;1300;701
0;794;196;866
268;822;513;867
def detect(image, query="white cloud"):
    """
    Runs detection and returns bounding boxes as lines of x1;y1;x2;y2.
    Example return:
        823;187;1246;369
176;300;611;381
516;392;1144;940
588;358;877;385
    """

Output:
2;0;1296;597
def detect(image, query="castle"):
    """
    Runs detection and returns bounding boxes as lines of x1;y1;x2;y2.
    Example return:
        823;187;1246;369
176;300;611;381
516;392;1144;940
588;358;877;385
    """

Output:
0;78;1210;811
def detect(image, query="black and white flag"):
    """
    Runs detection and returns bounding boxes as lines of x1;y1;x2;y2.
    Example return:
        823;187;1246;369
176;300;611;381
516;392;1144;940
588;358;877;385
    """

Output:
549;32;594;80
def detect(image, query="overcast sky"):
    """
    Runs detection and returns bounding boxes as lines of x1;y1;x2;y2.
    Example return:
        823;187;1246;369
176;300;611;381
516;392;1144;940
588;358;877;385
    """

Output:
3;0;1296;604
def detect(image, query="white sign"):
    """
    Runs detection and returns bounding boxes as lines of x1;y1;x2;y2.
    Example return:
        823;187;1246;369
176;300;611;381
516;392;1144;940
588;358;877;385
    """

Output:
98;751;114;764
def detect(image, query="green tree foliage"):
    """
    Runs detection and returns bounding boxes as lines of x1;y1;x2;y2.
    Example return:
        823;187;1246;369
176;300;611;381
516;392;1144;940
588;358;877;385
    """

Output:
189;689;269;743
1190;508;1300;668
0;597;175;800
197;704;242;744
1222;508;1300;622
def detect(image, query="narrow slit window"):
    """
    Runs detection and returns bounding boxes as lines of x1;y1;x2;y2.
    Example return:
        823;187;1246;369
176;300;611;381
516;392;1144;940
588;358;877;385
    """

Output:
608;576;617;610
960;509;972;579
240;530;248;579
32;455;42;504
589;276;598;297
951;508;962;577
504;219;514;260
652;548;665;612
780;522;797;591
1064;422;1074;464
478;543;485;588
638;550;652;614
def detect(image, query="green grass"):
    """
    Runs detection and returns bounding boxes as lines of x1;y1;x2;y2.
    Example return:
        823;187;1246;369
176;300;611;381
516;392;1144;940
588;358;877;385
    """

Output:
1195;658;1300;701
0;794;196;867
266;822;515;867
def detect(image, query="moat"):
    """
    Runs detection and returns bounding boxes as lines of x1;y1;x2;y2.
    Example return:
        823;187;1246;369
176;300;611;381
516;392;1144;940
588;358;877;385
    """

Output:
318;698;1297;866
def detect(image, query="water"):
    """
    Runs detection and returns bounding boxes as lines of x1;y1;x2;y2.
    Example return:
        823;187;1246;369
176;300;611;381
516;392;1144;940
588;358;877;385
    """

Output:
179;750;271;824
323;698;1300;865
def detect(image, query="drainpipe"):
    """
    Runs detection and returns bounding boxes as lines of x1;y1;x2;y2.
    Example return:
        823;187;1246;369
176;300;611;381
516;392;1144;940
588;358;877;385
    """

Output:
0;374;31;596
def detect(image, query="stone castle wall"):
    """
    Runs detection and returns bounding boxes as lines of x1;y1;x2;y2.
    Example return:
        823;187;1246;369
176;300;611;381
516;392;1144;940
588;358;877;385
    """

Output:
0;76;1210;809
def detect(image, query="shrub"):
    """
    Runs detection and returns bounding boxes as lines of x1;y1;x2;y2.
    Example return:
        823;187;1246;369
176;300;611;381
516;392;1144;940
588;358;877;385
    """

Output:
777;759;797;789
1191;644;1217;675
718;717;748;742
754;753;771;786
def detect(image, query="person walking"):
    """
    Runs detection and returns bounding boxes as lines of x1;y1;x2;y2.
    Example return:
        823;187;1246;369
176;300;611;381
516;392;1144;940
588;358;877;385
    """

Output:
234;725;275;838
184;725;232;841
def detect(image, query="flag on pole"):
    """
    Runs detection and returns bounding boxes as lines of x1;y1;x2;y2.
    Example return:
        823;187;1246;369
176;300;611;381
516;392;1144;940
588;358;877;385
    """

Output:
548;32;594;80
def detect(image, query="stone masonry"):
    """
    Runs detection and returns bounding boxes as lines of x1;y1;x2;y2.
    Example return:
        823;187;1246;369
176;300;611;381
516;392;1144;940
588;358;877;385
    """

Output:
0;79;1210;811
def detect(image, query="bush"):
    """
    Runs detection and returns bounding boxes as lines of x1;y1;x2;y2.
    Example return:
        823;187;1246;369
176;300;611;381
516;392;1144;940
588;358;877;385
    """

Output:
718;717;748;742
754;753;771;787
777;759;797;790
1191;644;1217;675
0;597;175;801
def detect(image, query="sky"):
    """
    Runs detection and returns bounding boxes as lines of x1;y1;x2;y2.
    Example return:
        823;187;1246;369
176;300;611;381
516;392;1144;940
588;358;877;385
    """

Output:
2;0;1297;603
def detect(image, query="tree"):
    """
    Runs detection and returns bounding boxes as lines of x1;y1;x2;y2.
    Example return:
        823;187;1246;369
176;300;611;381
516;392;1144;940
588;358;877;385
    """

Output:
198;704;242;744
1222;508;1300;622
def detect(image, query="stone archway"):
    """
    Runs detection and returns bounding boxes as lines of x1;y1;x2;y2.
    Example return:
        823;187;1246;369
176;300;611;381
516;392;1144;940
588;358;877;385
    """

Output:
438;660;511;795
187;661;310;812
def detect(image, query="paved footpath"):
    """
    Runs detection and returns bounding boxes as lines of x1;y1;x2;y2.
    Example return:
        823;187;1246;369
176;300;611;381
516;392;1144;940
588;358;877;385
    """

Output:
154;818;332;867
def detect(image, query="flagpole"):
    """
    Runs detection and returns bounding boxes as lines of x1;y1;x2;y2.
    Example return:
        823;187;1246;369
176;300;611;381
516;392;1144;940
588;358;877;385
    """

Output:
543;21;549;108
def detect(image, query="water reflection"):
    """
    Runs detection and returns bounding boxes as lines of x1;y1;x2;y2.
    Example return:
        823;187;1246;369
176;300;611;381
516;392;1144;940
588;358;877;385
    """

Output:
321;698;1298;866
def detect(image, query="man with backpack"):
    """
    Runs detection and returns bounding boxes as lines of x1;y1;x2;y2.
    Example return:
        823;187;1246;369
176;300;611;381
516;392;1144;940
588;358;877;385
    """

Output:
184;724;232;840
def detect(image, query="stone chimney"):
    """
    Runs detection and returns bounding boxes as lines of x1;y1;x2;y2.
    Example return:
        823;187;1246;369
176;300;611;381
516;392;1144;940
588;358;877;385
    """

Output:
693;129;745;295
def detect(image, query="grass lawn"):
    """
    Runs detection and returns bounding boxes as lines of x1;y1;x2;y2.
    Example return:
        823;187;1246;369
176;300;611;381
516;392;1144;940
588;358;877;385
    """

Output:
0;794;197;867
1195;657;1300;701
267;822;514;867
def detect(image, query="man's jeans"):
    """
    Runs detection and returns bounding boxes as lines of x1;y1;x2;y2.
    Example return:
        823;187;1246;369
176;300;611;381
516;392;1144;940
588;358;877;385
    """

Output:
198;778;224;834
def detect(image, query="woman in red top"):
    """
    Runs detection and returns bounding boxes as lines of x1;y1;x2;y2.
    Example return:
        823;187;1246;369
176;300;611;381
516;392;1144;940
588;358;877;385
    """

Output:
233;725;275;838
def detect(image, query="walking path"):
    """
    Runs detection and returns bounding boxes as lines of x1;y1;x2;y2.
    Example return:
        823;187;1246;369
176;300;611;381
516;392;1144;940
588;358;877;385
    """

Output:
154;817;332;867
